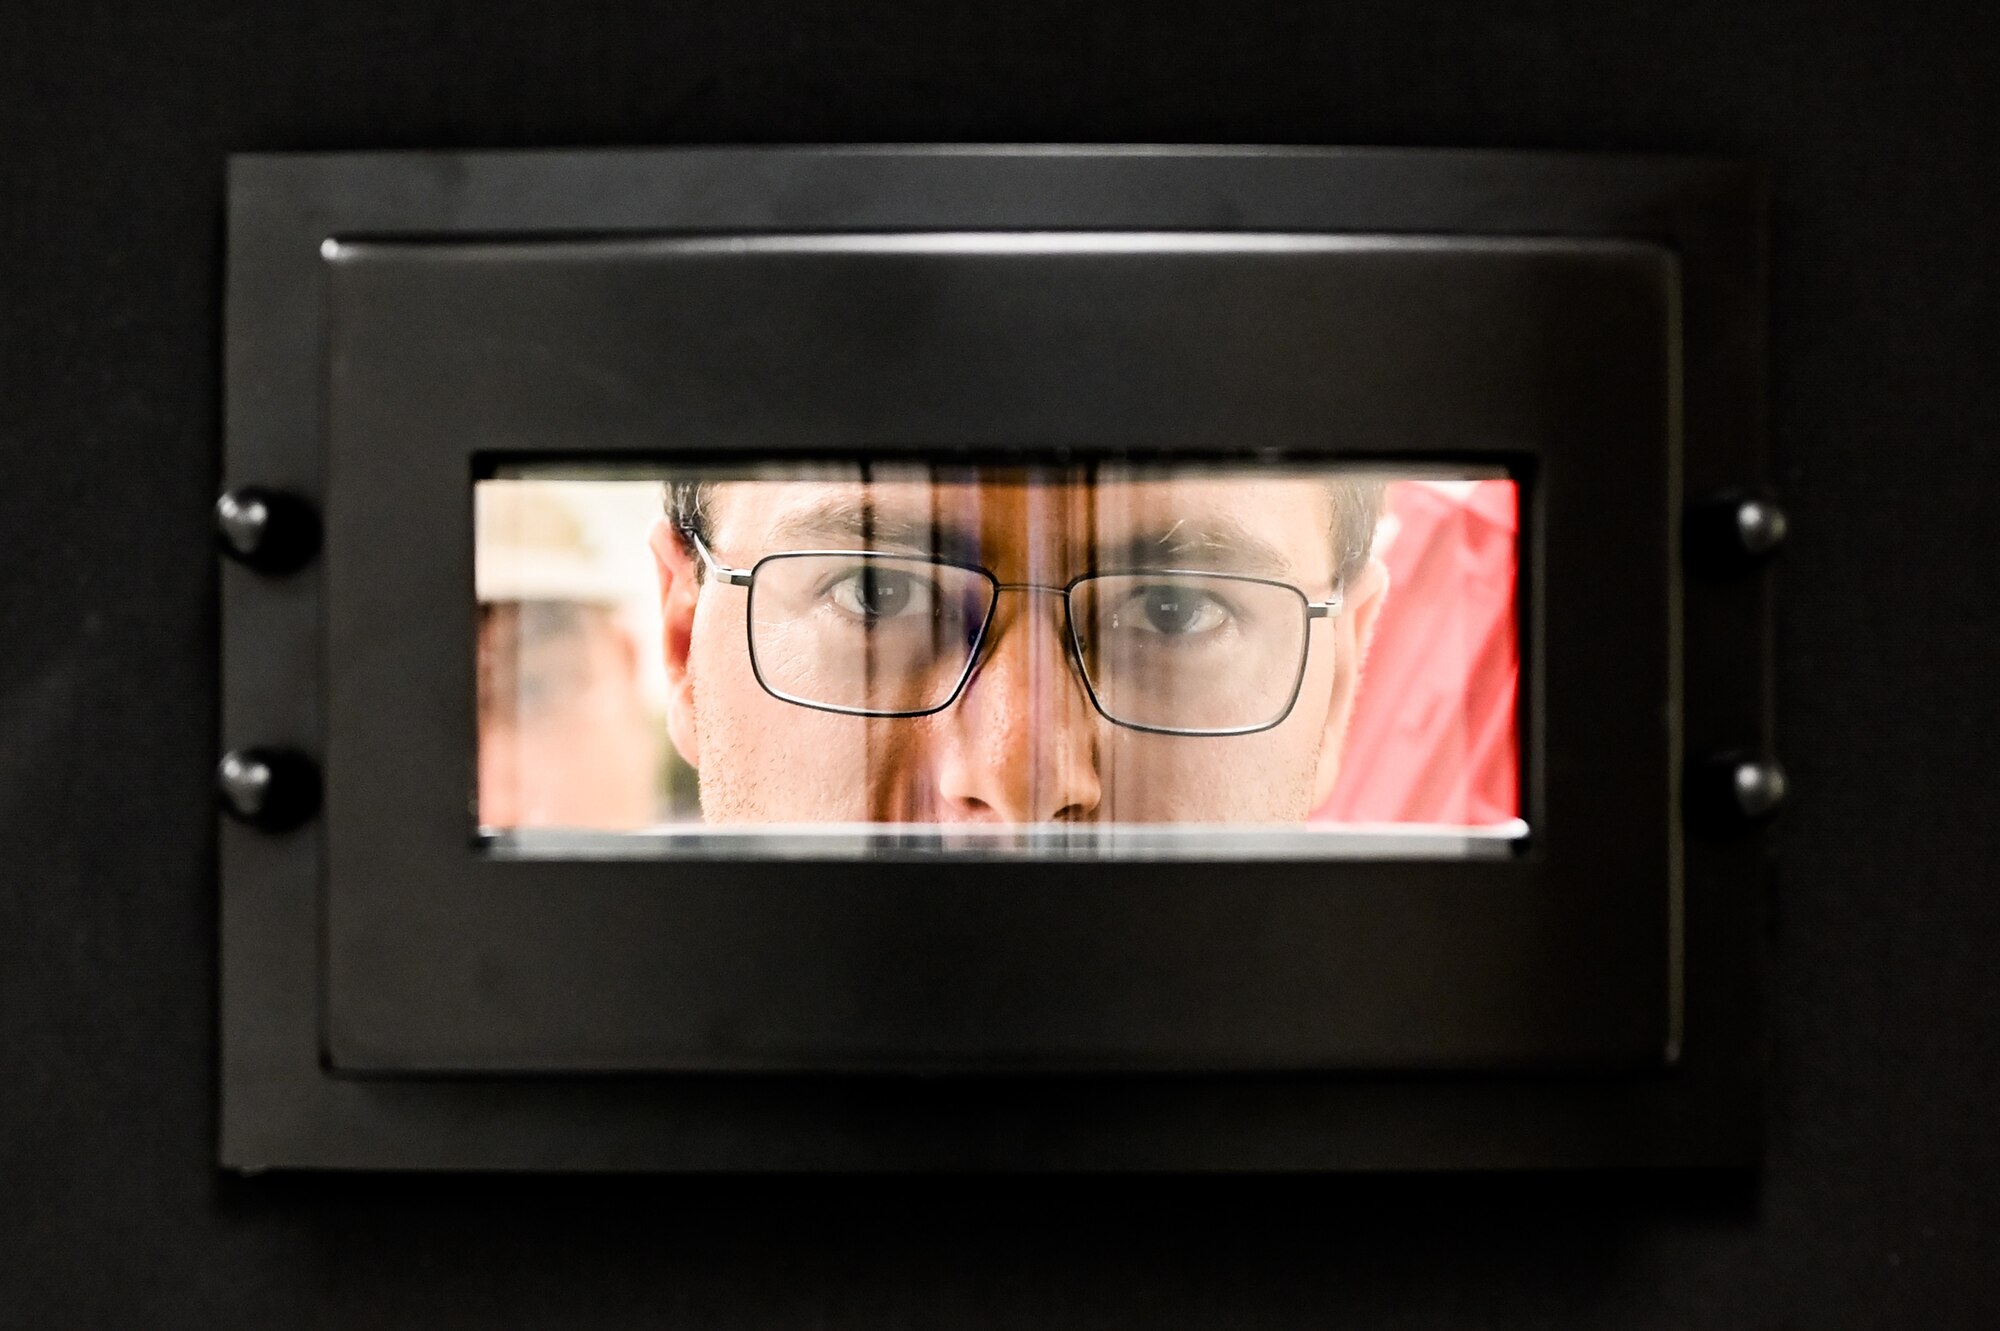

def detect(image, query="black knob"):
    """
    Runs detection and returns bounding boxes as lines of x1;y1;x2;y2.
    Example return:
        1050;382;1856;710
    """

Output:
215;487;320;574
217;747;322;832
1685;490;1788;577
1685;751;1787;833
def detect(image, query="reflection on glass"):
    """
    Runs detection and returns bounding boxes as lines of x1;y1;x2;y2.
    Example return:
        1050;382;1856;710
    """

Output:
475;463;1522;856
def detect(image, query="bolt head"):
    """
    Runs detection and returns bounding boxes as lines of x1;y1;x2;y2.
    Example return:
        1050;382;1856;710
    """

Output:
1734;499;1789;556
214;490;271;558
1731;759;1788;820
217;751;274;820
215;487;319;574
1686;491;1788;577
217;747;320;831
1687;751;1788;833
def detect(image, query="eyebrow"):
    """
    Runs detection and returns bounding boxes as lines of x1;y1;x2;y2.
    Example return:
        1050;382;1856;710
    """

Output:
1093;516;1301;580
764;498;984;564
759;498;1307;580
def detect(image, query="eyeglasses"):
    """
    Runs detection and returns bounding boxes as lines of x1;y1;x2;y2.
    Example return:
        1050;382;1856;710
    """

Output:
687;531;1343;737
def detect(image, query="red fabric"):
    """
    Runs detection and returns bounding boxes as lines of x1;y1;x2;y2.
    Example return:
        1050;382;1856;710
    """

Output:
1315;480;1520;826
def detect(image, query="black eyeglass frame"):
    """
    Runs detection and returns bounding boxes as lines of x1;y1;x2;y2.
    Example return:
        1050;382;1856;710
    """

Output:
687;528;1345;737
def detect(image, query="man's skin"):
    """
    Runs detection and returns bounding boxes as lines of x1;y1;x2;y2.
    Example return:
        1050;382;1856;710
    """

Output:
649;473;1388;824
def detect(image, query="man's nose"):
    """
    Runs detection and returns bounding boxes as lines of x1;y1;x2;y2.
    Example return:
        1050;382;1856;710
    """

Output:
932;592;1103;822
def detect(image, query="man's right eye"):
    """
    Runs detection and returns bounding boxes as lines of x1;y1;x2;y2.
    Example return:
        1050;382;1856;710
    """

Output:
823;565;937;622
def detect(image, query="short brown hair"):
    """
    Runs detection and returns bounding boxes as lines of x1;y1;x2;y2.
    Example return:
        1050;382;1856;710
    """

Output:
666;473;1383;587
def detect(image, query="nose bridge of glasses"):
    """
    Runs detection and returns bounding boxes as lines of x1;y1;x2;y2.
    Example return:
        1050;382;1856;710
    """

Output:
970;581;1086;678
984;581;1081;645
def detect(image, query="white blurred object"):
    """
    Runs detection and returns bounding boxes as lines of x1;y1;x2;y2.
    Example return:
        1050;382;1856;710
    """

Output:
476;480;669;712
475;480;663;605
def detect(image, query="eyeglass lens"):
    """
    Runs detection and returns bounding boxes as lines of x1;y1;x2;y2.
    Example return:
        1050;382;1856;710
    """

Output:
748;554;995;715
1070;574;1310;732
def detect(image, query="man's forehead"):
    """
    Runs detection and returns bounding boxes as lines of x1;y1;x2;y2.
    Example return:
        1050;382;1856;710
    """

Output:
702;474;1339;581
708;475;1335;536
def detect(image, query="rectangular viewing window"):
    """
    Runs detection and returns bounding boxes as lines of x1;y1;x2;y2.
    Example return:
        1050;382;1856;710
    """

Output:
476;460;1522;858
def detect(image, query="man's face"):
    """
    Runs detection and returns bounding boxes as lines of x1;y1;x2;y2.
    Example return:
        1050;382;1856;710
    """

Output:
650;471;1387;823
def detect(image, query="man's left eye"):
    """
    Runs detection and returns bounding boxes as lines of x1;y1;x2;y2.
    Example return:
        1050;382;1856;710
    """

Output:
1116;585;1231;636
828;567;935;620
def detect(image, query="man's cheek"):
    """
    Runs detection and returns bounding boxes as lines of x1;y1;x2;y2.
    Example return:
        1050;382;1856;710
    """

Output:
689;643;881;820
1100;730;1319;822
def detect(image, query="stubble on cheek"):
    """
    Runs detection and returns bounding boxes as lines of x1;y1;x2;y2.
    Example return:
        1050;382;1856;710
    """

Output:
689;666;925;823
1097;659;1338;823
690;671;830;822
1098;730;1321;822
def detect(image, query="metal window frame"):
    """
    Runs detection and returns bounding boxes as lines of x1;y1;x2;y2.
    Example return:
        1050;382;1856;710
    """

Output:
220;146;1771;1171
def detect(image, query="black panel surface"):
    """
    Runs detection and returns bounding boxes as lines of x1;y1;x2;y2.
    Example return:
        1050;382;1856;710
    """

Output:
215;147;1756;1167
4;2;1996;1326
316;231;1674;1074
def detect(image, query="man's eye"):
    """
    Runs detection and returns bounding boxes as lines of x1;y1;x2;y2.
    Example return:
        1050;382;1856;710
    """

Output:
825;566;936;621
1114;584;1232;637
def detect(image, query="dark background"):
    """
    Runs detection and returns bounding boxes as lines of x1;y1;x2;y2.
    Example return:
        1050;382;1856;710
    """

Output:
3;1;1995;1326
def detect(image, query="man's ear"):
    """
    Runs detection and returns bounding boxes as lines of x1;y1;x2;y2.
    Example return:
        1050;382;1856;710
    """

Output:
648;518;702;769
1310;554;1390;811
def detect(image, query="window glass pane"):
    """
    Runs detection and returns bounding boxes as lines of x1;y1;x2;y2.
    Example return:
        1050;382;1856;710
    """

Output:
474;461;1521;858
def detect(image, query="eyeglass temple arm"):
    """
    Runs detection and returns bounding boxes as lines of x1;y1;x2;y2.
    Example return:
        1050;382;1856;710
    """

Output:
1306;587;1345;619
685;529;754;587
